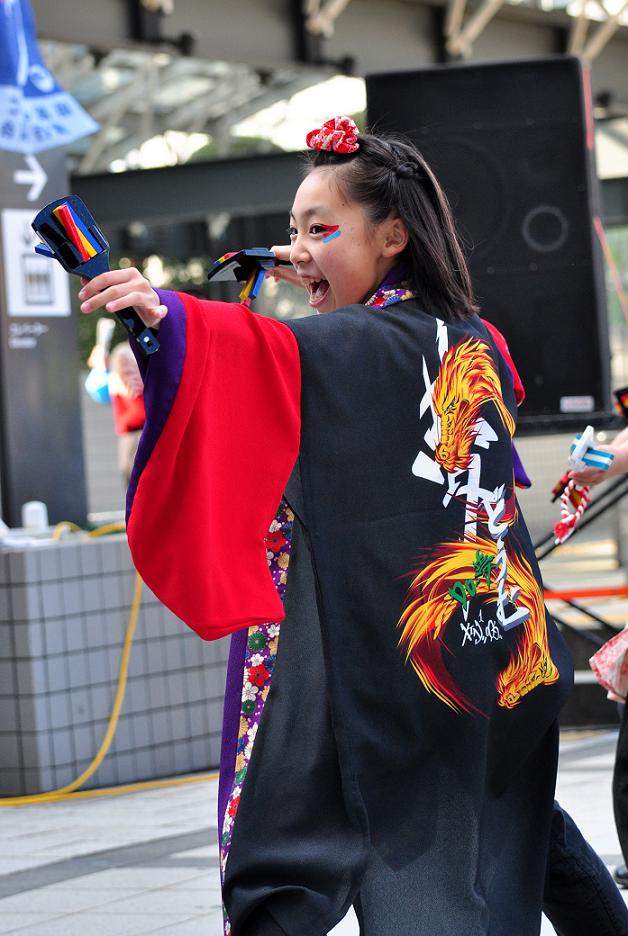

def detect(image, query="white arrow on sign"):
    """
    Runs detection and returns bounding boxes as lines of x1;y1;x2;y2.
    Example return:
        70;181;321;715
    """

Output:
13;154;47;202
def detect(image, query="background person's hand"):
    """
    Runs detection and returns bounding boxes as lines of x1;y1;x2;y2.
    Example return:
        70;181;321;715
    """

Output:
266;245;304;289
86;345;108;371
78;268;167;329
569;442;628;487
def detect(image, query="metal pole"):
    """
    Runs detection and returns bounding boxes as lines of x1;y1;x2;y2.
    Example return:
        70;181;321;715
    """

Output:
445;0;468;41
446;0;505;57
582;0;628;61
568;0;589;54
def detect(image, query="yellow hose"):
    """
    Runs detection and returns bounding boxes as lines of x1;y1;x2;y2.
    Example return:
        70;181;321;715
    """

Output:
0;525;218;807
51;521;85;539
53;520;126;540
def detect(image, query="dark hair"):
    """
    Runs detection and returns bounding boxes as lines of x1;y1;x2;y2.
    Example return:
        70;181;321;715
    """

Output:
305;131;478;320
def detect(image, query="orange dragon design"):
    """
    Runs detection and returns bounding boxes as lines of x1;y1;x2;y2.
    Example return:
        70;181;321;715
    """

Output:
398;533;559;715
401;333;558;714
432;336;515;472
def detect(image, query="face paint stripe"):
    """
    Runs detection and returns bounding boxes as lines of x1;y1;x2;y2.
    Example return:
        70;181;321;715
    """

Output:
321;225;341;243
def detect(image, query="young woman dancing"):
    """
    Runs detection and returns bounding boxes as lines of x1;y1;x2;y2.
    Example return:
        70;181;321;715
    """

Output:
77;116;626;936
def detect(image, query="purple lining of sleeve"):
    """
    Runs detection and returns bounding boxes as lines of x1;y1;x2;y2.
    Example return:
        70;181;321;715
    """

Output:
218;629;248;828
126;289;187;522
512;443;532;489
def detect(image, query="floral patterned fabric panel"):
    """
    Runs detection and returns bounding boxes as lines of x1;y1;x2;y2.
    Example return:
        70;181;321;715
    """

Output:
221;501;294;935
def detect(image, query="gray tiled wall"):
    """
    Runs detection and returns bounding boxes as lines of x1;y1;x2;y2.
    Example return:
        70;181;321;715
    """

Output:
0;534;230;796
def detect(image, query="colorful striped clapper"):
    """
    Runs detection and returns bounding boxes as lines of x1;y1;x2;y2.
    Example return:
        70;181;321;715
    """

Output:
31;196;159;356
207;248;291;306
567;425;615;472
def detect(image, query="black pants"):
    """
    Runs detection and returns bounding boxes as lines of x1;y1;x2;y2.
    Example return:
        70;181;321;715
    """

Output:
243;803;628;936
544;802;628;936
614;703;628;865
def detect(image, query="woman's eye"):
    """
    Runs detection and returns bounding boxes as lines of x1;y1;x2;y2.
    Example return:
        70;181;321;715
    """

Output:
310;224;327;235
287;226;297;238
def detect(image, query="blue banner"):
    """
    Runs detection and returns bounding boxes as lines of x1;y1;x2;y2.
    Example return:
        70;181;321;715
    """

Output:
0;0;98;154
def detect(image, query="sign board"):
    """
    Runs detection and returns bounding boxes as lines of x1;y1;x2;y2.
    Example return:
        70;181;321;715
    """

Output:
0;148;87;526
1;208;71;317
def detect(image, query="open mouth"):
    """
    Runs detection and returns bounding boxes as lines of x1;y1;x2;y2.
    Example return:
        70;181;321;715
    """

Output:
306;278;330;308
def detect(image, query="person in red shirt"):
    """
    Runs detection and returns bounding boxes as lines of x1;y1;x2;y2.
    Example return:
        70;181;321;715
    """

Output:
108;343;145;485
86;334;145;486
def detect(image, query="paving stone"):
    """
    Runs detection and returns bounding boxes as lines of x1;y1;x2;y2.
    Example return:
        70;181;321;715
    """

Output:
0;887;130;914
152;915;223;934
5;912;188;935
95;890;214;915
0;913;68;934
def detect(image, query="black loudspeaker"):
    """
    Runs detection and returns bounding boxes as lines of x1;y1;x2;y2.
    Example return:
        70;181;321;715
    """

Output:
366;57;611;428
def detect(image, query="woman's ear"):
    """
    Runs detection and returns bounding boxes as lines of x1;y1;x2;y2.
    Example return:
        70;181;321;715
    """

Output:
382;218;409;258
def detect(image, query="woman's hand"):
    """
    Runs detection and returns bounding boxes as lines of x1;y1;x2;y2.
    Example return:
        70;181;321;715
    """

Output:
78;268;167;329
265;245;303;289
569;441;628;487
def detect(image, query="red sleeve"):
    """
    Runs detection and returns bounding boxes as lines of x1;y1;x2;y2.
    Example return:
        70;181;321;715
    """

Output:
126;294;301;641
481;318;526;407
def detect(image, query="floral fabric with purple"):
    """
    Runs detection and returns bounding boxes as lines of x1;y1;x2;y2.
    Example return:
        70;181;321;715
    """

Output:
365;266;415;309
365;282;414;308
221;500;294;935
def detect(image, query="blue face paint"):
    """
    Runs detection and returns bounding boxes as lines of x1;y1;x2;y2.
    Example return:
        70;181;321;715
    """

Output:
321;225;341;243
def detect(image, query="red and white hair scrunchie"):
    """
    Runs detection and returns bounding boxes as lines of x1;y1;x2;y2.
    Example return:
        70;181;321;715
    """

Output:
306;116;360;154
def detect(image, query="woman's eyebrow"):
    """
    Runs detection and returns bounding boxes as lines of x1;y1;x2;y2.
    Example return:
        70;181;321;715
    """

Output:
289;206;327;221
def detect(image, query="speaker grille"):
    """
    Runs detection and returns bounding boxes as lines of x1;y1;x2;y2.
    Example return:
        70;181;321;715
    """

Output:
366;58;610;423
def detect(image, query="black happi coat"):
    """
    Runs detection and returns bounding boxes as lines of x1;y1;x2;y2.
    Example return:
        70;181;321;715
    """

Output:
127;292;573;936
222;301;573;935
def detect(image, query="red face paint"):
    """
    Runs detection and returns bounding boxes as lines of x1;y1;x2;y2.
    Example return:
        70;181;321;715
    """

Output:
321;225;341;243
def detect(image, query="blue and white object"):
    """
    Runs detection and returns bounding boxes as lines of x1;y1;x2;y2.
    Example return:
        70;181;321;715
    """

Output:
568;425;615;472
0;0;97;154
84;368;111;406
